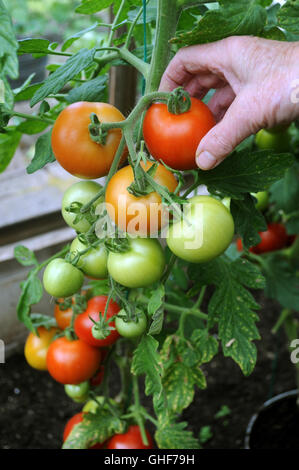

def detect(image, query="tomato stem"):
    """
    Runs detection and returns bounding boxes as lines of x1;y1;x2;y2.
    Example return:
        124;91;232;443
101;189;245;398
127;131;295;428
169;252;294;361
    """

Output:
132;375;149;447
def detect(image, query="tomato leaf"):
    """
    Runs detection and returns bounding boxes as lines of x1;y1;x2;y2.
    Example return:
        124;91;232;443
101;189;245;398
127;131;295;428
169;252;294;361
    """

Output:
62;22;99;51
200;149;294;199
277;0;299;35
163;362;198;414
188;256;265;376
16;119;49;135
17;273;43;333
263;254;299;310
30;48;96;106
26;131;55;174
14;83;43;102
0;0;19;80
131;334;163;396
17;38;51;56
30;313;57;330
66;74;108;104
63;409;125;449
155;421;200;449
14;245;38;267
148;284;165;335
190;329;219;365
231;193;267;248
75;0;114;14
171;0;267;46
269;163;299;213
0;130;22;173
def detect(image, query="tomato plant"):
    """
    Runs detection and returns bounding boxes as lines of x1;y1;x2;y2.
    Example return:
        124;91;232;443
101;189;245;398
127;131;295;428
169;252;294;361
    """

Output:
46;337;102;384
52;102;126;179
74;295;120;347
6;0;299;452
24;327;59;371
106;425;154;450
143;98;216;170
105;161;177;235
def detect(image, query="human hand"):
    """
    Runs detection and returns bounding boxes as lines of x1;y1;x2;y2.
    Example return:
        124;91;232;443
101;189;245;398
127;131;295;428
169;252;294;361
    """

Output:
159;36;299;170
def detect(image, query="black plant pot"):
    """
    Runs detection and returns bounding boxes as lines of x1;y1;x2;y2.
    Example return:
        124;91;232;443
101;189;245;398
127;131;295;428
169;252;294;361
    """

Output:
244;390;299;449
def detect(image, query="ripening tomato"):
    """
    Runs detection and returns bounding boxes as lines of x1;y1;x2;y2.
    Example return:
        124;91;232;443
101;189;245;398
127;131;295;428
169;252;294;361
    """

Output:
24;327;59;371
52;102;126;179
237;223;288;254
105;161;177;235
166;196;235;263
106;425;154;449
74;296;120;347
54;300;73;330
47;337;101;384
143;97;216;170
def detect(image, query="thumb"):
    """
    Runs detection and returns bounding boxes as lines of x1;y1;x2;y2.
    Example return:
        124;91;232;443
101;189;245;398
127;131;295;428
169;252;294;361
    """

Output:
196;91;259;170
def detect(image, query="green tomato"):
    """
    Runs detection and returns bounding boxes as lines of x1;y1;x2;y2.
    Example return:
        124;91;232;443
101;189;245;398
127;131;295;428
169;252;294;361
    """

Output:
107;238;166;288
70;237;108;279
62;181;103;233
166;195;235;263
65;381;90;403
252;191;269;211
43;259;84;298
255;128;290;152
83;396;105;414
115;310;147;338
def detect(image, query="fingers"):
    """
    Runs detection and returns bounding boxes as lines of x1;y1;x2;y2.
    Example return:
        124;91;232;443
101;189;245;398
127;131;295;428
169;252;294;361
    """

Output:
207;85;236;122
195;90;260;170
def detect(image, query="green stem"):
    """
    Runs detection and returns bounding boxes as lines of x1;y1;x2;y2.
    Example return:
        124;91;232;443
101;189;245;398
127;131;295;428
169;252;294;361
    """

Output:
272;308;292;334
36;245;70;272
107;0;127;47
10;111;54;125
161;253;177;284
132;375;148;446
118;47;150;78
284;236;299;261
125;2;149;48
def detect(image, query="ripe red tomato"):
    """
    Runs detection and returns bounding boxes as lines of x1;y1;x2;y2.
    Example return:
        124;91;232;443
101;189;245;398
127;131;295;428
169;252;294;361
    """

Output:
237;223;288;254
105;161;177;235
63;412;105;449
106;425;154;449
46;337;101;384
51;102;126;179
143;97;215;170
74;296;120;347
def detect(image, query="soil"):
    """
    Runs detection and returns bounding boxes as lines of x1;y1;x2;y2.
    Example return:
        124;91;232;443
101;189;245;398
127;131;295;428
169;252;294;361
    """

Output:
0;293;297;450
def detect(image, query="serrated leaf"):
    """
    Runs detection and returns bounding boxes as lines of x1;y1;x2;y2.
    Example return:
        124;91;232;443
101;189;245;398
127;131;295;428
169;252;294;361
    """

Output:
14;245;38;267
155;421;200;449
191;329;219;365
26;131;55;174
66;74;107;104
62;23;98;51
16;119;49;135
17;273;43;332
200;149;294;198
17;38;51;55
171;0;267;46
30;313;57;330
277;0;299;34
76;0;114;14
63;410;125;449
14;83;43;102
263;254;299;310
190;365;207;389
0;0;19;79
148;284;165;335
189;257;265;375
0;130;22;173
30;48;96;106
163;362;195;414
269;163;299;213
231;194;267;247
131;335;163;396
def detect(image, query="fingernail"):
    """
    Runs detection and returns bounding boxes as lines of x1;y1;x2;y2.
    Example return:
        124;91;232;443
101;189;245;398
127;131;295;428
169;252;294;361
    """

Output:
196;151;217;170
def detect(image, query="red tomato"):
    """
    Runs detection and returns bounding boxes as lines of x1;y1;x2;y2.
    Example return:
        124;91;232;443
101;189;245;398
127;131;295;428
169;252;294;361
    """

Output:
107;425;154;449
47;337;101;384
74;296;120;347
237;223;288;254
105;161;177;235
143;97;216;170
54;300;73;330
63;412;105;449
51;102;126;179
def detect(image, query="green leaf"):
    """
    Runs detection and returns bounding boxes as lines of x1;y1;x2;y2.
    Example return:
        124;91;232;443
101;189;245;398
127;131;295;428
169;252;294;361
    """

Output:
269;163;299;213
62;23;99;51
155;421;200;449
14;245;38;267
171;0;267;46
200;149;294;199
63;409;125;449
0;0;19;79
191;329;219;365
66;74;108;104
131;334;163;396
277;0;299;34
189;257;265;375
263;254;299;310
148;284;165;335
30;313;57;330
30;48;96;106
231;194;267;248
17;273;43;332
26;131;55;174
0;130;22;173
16;119;49;135
14;83;43;102
76;0;114;14
199;426;213;445
17;38;51;56
163;362;195;414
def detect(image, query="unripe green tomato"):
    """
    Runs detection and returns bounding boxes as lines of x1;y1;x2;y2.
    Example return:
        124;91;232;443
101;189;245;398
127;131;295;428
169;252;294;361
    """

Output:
65;381;90;403
70;237;108;279
43;259;84;298
252;191;269;211
83;396;105;414
166;195;235;263
115;310;147;338
62;181;103;233
255;128;290;152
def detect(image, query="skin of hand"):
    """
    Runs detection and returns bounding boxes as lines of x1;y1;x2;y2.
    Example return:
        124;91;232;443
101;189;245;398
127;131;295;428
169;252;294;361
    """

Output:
159;36;299;170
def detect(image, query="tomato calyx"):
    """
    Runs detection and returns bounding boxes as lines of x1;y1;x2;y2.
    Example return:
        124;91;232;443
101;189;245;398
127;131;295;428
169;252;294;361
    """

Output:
105;236;130;254
167;87;191;115
88;112;109;145
91;319;116;340
126;158;157;197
